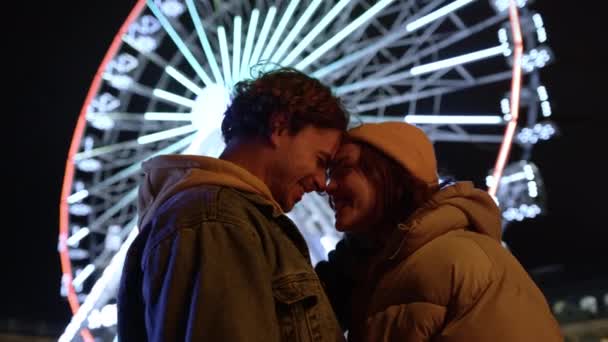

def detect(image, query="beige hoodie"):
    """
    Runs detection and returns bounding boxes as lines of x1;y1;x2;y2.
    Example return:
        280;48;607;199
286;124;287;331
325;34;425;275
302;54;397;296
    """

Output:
137;154;283;229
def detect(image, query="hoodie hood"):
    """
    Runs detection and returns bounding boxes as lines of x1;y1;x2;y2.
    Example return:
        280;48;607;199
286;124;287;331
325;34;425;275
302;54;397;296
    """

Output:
137;154;283;229
384;181;502;261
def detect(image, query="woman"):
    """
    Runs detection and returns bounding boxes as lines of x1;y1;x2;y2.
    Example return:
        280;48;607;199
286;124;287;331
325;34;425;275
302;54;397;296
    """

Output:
316;122;562;341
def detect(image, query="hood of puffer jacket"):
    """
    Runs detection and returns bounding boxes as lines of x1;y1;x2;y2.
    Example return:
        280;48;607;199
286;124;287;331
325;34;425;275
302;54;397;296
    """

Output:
382;181;502;261
137;154;283;229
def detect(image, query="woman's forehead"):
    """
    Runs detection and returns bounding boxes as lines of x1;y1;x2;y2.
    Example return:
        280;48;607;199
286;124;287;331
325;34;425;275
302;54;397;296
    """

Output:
335;142;361;161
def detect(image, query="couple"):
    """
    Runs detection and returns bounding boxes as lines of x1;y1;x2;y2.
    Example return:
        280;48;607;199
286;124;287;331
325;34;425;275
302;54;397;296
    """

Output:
117;68;562;341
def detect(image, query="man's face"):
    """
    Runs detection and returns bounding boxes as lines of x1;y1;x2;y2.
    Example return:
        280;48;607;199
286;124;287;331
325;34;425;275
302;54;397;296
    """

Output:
326;143;377;232
269;126;341;212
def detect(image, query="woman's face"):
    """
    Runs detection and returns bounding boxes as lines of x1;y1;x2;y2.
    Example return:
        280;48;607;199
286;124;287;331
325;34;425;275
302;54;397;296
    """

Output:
327;143;377;233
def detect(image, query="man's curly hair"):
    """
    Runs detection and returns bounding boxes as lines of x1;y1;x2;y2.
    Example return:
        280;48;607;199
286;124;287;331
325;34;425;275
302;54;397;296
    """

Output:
221;67;348;143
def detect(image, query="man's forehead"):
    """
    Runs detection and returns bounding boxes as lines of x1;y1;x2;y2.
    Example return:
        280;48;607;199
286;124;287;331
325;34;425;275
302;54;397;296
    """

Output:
314;129;342;155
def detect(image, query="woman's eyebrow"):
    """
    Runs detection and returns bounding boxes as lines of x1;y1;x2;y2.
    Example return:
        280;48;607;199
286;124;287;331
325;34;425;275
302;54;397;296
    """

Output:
328;155;348;169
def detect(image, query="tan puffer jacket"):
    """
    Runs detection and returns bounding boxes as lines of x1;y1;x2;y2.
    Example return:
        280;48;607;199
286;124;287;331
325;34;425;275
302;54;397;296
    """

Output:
346;182;563;342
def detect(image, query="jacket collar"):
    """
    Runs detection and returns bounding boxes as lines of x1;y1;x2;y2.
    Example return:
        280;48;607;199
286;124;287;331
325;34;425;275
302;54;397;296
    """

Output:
379;182;501;262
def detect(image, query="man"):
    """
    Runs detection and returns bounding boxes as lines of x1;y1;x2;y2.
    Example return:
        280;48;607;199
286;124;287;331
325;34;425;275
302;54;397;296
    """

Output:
118;68;349;341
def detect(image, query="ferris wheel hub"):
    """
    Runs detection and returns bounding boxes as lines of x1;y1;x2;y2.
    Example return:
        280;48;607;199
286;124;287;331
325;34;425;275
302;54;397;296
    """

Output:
186;84;231;154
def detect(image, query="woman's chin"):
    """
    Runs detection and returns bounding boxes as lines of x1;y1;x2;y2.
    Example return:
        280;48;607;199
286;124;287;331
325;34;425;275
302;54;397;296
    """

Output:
335;216;355;232
335;224;348;232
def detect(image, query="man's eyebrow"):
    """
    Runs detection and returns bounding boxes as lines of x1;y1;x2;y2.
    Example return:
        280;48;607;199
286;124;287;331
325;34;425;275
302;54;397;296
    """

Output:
319;151;332;166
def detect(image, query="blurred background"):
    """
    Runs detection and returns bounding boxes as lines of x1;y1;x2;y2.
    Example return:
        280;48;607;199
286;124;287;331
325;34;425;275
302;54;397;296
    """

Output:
6;0;607;341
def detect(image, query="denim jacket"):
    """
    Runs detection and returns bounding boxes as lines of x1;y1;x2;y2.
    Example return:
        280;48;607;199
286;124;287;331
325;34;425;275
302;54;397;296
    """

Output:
118;155;344;341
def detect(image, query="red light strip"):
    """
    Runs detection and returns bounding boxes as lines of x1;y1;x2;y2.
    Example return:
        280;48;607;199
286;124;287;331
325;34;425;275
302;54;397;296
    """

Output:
58;1;147;340
488;0;524;197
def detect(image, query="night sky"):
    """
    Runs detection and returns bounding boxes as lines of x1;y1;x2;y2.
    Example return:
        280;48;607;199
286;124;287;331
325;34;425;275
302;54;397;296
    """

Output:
6;0;607;332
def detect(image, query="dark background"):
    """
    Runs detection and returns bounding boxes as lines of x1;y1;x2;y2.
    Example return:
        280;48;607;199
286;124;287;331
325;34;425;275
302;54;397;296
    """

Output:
6;0;607;332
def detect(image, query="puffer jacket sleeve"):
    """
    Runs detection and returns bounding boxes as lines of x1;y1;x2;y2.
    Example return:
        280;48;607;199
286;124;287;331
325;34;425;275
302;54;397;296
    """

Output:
315;239;355;330
141;220;280;342
315;235;378;331
364;302;446;341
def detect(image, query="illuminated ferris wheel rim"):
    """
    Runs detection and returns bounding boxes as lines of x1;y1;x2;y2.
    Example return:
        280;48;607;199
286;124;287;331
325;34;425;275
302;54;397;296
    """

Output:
58;0;551;340
58;1;147;339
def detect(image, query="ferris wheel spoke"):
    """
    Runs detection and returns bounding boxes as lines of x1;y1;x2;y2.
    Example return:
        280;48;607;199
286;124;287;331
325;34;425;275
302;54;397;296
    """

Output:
428;131;505;143
247;7;277;76
391;1;415;29
121;35;180;73
147;0;214;87
345;20;505;105
310;0;444;78
353;67;450;109
217;26;233;85
74;112;191;160
447;12;467;31
359;114;504;129
120;12;228;90
185;0;224;85
84;112;146;122
271;0;322;65
353;70;512;113
143;112;193;121
281;0;353;67
296;0;395;71
137;124;198;144
239;9;259;80
337;43;507;95
165;66;205;95
355;21;468;86
89;189;138;231
74;140;143;162
454;65;476;84
343;52;377;86
260;0;300;63
83;133;196;197
313;9;506;80
338;52;448;98
407;115;504;125
68;129;195;204
151;88;196;108
101;72;199;108
401;11;508;70
410;44;508;76
406;0;476;32
232;16;242;84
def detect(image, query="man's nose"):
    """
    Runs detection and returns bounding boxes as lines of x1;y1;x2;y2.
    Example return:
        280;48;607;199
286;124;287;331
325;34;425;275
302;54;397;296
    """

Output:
312;171;328;192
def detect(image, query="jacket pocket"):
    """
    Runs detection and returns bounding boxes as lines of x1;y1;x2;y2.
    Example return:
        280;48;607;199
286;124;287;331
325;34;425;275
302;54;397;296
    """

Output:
273;273;323;342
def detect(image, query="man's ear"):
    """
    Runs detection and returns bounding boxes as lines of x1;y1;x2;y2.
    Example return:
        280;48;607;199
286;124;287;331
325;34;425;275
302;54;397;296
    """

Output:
269;113;288;146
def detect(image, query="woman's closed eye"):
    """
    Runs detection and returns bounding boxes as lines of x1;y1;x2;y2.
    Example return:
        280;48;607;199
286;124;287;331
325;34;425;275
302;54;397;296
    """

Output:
329;165;353;180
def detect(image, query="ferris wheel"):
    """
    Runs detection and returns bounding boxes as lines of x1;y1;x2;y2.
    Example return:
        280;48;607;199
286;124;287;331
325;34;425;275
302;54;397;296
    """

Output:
58;0;555;340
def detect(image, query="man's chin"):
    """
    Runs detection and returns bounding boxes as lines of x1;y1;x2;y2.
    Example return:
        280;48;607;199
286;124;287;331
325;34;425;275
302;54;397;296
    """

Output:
281;198;296;212
282;193;303;212
282;203;294;212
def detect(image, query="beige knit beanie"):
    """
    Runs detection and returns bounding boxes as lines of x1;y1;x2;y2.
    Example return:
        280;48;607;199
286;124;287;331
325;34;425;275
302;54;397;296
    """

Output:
348;122;439;187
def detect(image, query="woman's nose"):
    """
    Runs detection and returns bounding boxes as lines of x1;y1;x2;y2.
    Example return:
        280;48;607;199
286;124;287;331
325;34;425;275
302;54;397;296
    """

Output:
311;171;327;192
